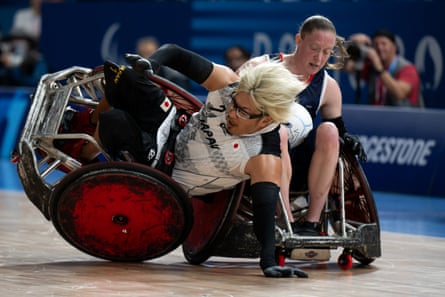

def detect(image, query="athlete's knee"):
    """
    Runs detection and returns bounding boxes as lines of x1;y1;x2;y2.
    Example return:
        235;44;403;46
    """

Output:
315;122;339;151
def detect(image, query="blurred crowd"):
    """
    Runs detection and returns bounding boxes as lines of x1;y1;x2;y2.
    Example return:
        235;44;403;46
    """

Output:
0;1;424;109
0;0;65;87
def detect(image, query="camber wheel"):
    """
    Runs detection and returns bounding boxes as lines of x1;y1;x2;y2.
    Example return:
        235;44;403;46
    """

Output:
182;183;245;265
50;162;192;262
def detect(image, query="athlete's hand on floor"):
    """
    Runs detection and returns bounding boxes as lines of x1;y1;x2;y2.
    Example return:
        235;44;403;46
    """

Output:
263;265;308;278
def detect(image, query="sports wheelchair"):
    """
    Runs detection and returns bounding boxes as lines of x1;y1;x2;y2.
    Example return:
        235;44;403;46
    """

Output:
13;64;381;271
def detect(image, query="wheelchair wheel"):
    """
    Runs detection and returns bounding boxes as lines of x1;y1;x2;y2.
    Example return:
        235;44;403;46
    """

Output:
329;148;380;264
50;162;192;262
182;183;245;265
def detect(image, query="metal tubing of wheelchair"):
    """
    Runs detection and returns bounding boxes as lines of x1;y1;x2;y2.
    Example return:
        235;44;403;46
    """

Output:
278;192;293;235
339;157;346;237
285;235;362;249
40;159;62;178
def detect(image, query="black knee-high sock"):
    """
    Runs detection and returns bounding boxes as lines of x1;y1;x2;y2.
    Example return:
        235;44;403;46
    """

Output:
251;182;279;270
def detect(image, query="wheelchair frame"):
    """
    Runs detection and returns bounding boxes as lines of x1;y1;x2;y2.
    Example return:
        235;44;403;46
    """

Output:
182;148;381;269
14;65;381;270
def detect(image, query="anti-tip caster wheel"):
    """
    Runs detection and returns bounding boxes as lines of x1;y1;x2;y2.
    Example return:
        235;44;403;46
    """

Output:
338;252;353;270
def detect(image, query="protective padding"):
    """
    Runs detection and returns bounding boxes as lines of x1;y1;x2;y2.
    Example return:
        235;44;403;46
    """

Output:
50;162;192;262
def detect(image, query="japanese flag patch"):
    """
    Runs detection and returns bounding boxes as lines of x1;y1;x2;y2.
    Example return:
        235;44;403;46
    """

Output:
160;97;172;112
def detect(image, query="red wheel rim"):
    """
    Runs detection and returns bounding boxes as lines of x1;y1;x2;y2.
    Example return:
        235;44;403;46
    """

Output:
52;163;191;261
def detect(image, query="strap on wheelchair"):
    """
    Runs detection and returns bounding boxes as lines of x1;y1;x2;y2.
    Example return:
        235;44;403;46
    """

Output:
155;109;189;175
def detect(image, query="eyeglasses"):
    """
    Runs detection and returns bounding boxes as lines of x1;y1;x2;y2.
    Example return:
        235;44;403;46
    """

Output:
229;96;265;120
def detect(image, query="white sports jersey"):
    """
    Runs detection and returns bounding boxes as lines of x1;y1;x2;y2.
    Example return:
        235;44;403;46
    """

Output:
171;85;312;196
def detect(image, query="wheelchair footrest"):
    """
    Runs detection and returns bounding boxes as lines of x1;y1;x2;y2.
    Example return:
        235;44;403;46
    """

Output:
290;248;331;261
283;223;380;256
284;235;361;249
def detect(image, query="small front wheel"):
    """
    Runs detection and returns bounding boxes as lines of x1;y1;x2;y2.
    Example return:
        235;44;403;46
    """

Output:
337;252;353;270
275;247;286;267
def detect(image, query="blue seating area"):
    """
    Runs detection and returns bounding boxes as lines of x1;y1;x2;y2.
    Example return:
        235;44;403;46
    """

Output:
0;87;31;159
0;5;17;35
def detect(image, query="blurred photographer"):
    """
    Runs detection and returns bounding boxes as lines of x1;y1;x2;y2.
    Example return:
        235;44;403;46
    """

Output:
0;29;48;87
344;29;423;107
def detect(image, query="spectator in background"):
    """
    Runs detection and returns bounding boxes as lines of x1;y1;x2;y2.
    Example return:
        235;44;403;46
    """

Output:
135;36;190;91
345;29;423;107
10;0;65;42
0;0;65;86
0;29;48;86
224;45;251;72
10;0;43;42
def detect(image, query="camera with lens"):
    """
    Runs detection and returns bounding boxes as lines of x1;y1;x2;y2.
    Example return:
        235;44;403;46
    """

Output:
346;41;370;71
346;42;370;62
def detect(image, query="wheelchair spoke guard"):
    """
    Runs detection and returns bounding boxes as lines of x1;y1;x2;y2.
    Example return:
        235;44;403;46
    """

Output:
182;183;245;265
50;162;192;262
329;148;381;263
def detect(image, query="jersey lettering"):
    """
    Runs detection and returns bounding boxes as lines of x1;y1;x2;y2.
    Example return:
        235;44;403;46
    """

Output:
200;119;220;149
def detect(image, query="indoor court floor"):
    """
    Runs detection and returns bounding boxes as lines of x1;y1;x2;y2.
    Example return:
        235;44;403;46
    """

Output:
1;160;444;297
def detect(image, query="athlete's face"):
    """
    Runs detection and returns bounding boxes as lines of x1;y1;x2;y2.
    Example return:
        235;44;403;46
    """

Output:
226;92;272;135
296;29;336;75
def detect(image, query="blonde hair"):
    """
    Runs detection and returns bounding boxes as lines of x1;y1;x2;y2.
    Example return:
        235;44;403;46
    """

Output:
235;61;306;124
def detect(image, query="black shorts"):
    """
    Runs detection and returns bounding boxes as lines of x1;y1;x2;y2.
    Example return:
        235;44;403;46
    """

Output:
289;129;316;192
103;60;172;134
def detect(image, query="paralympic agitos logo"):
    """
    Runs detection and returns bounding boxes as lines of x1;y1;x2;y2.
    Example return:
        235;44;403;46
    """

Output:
414;36;442;92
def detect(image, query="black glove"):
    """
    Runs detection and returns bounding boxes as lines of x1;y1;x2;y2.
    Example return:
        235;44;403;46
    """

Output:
343;133;367;162
124;53;154;77
263;265;308;278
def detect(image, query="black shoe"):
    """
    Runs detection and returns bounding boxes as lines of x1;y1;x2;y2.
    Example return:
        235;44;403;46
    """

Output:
291;221;322;236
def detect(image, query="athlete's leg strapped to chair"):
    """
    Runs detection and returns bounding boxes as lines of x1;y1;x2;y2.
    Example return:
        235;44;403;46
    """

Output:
97;60;177;166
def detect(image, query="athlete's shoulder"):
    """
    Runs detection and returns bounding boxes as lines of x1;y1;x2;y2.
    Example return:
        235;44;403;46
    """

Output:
325;72;341;90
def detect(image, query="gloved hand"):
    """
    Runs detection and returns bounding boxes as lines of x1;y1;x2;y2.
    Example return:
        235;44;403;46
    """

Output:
124;53;154;77
263;265;308;278
343;133;367;162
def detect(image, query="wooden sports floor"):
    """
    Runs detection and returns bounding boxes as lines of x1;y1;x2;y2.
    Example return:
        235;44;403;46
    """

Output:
1;161;444;296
